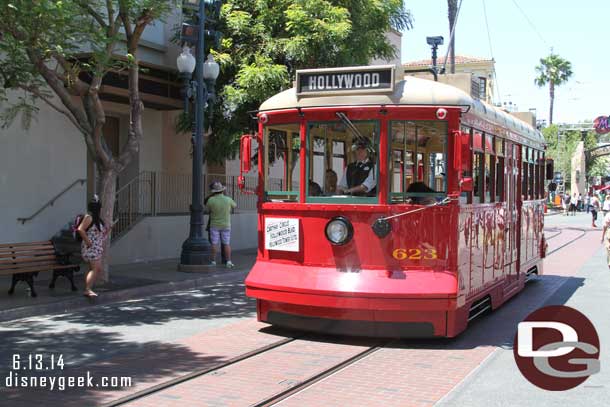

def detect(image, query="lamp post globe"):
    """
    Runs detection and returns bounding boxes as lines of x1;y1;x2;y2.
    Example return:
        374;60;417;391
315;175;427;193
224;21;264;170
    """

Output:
177;46;196;75
203;54;220;81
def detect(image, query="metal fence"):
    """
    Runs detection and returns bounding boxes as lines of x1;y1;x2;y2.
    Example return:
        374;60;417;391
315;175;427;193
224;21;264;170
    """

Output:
112;171;260;241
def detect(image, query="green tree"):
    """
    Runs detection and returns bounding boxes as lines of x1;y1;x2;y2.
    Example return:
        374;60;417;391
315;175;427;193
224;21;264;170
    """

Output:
203;0;412;163
534;53;573;125
0;0;177;274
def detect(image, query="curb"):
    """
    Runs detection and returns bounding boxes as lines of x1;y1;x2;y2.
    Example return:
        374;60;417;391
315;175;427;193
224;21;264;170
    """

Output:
0;269;248;323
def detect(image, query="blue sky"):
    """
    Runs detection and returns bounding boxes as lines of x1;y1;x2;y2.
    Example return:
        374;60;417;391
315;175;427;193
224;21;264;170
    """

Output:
400;0;608;125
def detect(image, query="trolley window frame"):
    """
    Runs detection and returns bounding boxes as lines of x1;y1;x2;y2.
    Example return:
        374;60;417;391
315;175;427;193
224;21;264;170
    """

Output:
305;119;380;204
388;119;448;204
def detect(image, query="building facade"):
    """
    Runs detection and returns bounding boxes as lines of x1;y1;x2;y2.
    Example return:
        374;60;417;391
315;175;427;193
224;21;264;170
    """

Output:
403;55;496;105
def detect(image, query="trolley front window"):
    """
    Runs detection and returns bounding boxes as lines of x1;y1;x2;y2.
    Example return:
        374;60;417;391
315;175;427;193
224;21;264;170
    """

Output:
263;123;301;202
306;120;379;203
390;120;447;204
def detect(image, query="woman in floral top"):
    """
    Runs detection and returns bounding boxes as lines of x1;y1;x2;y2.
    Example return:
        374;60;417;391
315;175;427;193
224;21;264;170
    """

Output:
77;196;112;297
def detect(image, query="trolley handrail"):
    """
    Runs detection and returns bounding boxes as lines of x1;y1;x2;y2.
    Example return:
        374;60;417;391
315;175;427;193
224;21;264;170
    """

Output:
17;178;86;224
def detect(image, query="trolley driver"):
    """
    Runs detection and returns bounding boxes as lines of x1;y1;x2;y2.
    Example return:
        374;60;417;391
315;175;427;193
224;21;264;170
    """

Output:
336;139;376;196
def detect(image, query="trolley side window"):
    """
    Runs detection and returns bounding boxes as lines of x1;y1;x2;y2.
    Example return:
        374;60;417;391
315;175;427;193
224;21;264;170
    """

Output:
306;120;379;203
538;151;545;199
263;124;301;202
521;146;528;200
390;120;447;204
472;130;484;204
485;134;495;203
495;137;505;202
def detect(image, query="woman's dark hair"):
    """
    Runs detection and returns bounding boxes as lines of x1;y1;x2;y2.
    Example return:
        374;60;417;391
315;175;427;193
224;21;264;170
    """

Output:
87;197;105;231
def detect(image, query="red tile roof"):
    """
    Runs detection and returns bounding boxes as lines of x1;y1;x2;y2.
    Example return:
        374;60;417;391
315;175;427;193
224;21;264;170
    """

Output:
403;55;494;68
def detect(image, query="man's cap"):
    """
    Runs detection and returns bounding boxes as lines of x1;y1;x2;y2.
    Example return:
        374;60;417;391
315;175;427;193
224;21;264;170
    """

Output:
351;138;372;151
210;181;226;193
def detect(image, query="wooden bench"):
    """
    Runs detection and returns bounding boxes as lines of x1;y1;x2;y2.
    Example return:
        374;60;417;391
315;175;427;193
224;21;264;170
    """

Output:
0;241;81;297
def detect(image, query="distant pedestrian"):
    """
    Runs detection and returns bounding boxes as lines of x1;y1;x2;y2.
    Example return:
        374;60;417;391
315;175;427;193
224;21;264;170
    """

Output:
563;193;571;215
77;195;114;297
603;195;610;217
585;193;591;213
591;194;601;227
577;193;583;211
569;193;577;215
602;212;610;269
205;181;237;268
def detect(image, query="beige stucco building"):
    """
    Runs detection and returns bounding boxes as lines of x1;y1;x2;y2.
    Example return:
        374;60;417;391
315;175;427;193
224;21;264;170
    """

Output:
403;55;496;105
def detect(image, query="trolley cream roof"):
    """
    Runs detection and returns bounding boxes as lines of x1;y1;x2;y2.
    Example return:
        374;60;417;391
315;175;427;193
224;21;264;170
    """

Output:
260;70;544;147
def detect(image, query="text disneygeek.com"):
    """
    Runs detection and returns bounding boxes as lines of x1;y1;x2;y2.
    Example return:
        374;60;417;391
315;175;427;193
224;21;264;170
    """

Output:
4;354;132;391
4;371;133;391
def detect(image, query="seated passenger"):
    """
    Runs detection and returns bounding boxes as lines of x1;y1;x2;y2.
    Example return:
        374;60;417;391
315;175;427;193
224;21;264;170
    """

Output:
309;180;323;196
324;169;338;195
336;139;376;196
407;181;436;205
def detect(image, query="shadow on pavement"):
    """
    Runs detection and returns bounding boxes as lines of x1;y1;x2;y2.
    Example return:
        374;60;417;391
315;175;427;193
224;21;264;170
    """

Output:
0;327;231;407
252;275;584;352
40;280;256;327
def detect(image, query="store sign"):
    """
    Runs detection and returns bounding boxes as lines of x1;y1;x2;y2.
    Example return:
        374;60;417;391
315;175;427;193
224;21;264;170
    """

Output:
265;218;299;252
296;66;394;96
594;115;610;134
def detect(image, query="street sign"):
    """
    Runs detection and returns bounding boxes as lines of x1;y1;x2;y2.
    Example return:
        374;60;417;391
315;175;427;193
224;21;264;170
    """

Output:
296;65;395;97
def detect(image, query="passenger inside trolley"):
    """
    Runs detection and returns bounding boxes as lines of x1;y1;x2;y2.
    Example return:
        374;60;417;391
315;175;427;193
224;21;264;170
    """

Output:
336;138;377;196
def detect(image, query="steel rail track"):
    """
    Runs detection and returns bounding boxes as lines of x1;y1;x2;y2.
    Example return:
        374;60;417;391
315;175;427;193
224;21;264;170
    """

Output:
546;227;588;256
102;337;298;407
250;341;390;407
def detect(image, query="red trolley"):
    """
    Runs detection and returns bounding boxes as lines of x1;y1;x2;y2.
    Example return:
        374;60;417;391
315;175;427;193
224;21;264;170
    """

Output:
239;65;550;337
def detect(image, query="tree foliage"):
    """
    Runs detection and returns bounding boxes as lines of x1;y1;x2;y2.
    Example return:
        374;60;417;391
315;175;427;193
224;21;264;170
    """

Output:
203;0;412;164
543;124;608;180
534;52;573;125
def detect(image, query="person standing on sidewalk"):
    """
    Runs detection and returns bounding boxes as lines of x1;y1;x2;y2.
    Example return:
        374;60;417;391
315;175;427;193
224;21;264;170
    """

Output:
585;193;591;213
77;195;114;297
205;181;237;268
601;211;610;269
591;194;601;227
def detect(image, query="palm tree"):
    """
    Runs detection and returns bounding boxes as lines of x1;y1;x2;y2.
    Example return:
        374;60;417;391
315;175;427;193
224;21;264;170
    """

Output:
535;53;573;125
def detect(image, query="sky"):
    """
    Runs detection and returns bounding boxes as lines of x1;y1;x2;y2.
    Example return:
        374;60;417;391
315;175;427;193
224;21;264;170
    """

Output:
400;0;609;125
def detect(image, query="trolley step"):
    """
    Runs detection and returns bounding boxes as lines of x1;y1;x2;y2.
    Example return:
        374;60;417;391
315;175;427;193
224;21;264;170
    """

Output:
467;296;491;321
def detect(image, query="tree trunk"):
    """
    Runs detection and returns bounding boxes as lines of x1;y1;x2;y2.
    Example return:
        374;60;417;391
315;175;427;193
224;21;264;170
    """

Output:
549;81;555;125
97;165;118;283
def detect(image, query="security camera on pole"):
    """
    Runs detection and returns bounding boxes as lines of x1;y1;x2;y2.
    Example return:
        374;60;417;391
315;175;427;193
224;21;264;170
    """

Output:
426;36;444;82
177;0;222;270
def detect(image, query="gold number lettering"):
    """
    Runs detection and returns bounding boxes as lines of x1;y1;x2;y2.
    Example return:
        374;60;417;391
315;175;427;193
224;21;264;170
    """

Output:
392;248;407;260
424;248;438;259
408;249;422;259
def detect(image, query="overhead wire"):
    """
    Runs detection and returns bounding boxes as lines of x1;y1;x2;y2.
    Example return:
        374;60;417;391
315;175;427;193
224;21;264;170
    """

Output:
510;0;549;49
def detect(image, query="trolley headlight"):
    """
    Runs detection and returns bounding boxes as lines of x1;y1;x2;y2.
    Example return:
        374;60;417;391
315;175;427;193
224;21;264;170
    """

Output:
325;217;353;245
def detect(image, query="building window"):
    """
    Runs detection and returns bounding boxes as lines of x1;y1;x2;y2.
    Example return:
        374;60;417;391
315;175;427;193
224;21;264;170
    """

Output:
478;77;487;100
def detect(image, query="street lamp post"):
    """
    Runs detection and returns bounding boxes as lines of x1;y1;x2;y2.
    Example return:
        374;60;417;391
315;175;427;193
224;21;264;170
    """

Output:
177;0;220;269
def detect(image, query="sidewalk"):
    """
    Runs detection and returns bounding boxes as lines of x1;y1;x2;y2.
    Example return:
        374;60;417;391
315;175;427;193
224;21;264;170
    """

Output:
0;248;257;322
